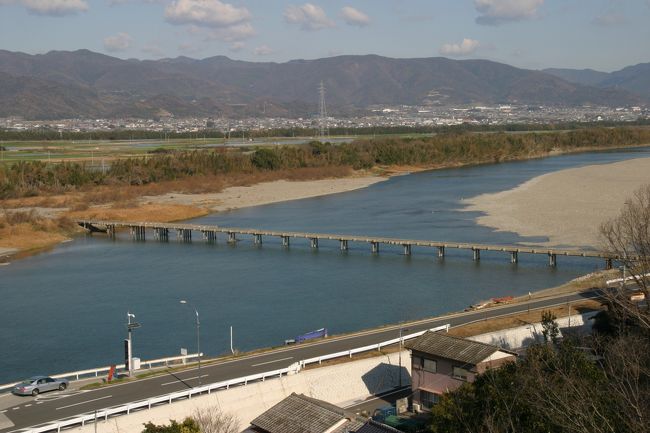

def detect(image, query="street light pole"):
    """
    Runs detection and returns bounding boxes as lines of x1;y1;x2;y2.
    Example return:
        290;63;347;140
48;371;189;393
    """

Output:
180;300;201;386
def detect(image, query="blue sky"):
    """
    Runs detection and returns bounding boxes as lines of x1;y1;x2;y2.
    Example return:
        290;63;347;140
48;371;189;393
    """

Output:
1;0;649;71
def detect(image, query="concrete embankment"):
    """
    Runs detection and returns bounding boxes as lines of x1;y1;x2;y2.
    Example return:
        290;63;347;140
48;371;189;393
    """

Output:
469;312;597;349
69;351;410;433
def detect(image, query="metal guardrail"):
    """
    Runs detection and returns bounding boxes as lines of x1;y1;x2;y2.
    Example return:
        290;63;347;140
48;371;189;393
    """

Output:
605;272;650;286
17;325;449;433
299;324;449;367
0;353;200;394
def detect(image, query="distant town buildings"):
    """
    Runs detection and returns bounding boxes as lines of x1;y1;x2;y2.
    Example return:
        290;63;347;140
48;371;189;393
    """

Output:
1;104;648;134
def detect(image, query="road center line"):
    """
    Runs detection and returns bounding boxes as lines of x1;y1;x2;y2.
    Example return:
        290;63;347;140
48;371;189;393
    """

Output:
56;395;112;410
161;374;209;386
251;356;293;367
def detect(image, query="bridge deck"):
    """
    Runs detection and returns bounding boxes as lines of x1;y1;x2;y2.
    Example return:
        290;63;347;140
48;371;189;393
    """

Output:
77;220;615;260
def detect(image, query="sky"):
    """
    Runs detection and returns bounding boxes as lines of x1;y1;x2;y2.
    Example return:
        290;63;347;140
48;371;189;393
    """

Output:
0;0;649;72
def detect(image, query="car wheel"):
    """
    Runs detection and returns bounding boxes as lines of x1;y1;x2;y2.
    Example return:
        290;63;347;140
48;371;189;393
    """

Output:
58;383;67;391
31;389;39;396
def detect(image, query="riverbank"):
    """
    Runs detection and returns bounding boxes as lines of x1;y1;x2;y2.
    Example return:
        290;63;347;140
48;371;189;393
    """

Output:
464;157;650;248
0;174;386;260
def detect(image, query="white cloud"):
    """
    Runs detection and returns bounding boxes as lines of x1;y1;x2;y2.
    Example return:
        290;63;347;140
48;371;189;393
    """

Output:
4;0;89;16
341;6;370;27
103;32;133;52
439;38;481;57
165;0;250;28
284;3;335;31
254;45;274;56
474;0;543;25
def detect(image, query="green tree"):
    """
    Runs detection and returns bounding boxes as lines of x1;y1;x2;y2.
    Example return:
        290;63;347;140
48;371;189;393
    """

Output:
541;310;560;344
141;418;200;433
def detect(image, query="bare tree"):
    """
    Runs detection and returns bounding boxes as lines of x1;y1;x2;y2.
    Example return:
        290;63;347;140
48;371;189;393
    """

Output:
599;184;650;331
192;406;240;433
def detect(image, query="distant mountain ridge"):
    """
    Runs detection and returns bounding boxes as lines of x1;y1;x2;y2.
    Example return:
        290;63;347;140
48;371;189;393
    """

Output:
0;49;646;119
544;63;650;100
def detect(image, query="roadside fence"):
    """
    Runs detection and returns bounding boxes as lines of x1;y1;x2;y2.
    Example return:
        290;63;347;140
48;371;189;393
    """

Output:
0;353;200;394
17;325;449;433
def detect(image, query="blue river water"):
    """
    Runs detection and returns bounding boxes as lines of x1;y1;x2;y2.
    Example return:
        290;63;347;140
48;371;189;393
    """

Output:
1;147;649;384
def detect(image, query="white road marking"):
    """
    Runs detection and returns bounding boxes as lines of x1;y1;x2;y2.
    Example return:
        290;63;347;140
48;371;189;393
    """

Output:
11;407;18;410
0;410;6;413
251;356;293;367
56;395;112;410
161;374;209;386
24;404;31;407
36;402;43;405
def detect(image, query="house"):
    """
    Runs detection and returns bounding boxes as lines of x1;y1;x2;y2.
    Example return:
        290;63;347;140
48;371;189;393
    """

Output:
248;393;365;433
405;331;517;410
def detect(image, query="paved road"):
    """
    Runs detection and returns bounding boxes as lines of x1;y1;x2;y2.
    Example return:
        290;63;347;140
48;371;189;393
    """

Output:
0;290;597;432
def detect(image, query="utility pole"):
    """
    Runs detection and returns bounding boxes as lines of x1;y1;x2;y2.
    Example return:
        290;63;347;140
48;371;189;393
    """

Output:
398;325;408;388
126;312;140;377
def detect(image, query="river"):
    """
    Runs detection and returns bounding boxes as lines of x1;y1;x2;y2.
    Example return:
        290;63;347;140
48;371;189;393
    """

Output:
1;147;649;384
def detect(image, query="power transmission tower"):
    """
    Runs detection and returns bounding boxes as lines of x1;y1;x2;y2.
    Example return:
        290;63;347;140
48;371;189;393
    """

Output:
318;81;329;138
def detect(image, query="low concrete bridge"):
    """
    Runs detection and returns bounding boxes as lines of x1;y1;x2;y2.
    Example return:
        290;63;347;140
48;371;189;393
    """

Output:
78;220;618;268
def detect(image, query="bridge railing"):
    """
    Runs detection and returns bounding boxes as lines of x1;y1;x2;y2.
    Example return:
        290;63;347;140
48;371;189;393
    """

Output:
18;325;449;433
0;353;200;394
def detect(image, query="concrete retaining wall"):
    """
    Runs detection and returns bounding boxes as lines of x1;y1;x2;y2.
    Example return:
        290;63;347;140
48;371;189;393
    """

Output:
468;312;598;349
69;350;411;433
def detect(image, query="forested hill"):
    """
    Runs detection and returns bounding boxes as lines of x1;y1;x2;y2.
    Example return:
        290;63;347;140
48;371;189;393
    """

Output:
0;50;646;119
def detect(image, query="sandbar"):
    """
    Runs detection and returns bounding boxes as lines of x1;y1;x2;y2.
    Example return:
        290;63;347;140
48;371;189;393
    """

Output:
139;176;386;212
463;157;650;249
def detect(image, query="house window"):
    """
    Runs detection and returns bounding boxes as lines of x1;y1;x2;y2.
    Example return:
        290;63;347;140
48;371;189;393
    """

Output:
420;390;439;409
452;366;471;381
412;356;422;369
423;358;437;373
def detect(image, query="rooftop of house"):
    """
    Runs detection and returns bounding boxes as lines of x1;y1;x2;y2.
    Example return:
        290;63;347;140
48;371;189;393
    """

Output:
250;393;361;433
405;331;508;365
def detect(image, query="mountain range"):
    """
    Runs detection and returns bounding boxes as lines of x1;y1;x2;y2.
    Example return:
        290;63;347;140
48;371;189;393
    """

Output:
0;49;648;120
544;64;650;100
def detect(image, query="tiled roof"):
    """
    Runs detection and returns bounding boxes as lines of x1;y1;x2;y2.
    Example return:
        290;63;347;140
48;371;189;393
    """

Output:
250;393;348;433
405;331;500;365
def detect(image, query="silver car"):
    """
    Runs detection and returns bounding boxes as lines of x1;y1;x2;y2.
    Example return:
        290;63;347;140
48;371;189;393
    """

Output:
12;376;69;396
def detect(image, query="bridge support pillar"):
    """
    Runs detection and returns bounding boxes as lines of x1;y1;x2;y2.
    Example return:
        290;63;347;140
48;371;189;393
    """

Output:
310;238;319;249
605;258;613;270
131;226;146;241
548;253;557;267
228;232;237;244
176;229;191;242
281;236;290;247
154;228;169;242
340;239;348;251
254;234;263;245
403;244;411;256
202;231;216;243
473;248;481;261
510;251;518;264
371;242;379;254
107;225;116;239
438;246;445;258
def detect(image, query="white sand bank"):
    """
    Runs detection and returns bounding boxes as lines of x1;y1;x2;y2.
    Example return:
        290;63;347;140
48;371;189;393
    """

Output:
464;157;650;248
140;176;386;212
